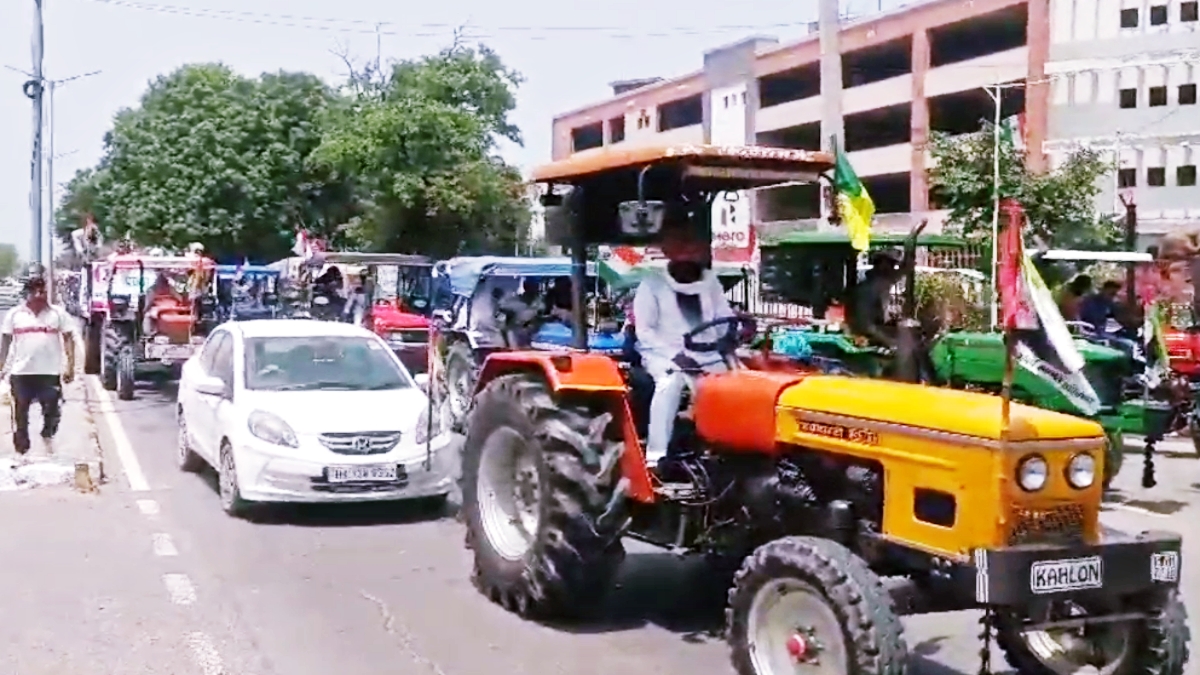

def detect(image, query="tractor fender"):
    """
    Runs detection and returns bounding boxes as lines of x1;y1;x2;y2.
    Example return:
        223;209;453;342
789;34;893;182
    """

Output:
474;351;654;503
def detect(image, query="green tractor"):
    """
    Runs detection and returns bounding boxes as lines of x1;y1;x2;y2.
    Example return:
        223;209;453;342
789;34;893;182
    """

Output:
757;226;1132;487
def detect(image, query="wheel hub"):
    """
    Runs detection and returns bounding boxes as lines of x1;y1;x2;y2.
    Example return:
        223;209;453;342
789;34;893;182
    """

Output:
748;579;845;675
477;427;542;561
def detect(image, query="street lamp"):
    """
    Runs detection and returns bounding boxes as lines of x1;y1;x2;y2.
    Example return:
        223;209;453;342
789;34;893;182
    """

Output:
44;70;101;302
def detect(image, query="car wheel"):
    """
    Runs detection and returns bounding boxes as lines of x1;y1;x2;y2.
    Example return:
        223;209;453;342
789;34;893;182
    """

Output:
217;442;250;518
176;409;205;473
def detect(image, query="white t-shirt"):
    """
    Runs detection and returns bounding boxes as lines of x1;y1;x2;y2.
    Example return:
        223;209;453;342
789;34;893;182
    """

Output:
632;269;733;365
1;304;76;376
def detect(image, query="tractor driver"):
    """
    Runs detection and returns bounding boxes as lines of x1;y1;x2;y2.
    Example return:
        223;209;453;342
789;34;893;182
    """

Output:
633;215;735;464
143;273;183;335
849;250;908;349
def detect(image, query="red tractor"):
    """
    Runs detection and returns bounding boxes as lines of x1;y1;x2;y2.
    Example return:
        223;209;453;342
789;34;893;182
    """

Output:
454;145;1189;675
303;252;434;374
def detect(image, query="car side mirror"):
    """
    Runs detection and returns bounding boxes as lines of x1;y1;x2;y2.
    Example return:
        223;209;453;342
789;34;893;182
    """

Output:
195;375;226;397
414;373;430;391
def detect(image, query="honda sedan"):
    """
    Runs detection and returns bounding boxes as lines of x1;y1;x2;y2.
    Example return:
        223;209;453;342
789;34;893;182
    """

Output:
176;319;454;517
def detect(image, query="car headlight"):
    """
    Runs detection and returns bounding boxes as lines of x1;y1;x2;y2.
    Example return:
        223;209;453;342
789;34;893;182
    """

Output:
1017;455;1048;491
414;400;448;445
247;410;299;448
1066;453;1096;489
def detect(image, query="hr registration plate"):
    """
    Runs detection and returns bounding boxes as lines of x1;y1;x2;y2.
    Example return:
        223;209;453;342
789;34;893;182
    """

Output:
1030;556;1103;594
326;464;398;483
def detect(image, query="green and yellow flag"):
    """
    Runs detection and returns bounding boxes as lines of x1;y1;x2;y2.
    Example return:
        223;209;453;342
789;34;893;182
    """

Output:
833;142;874;251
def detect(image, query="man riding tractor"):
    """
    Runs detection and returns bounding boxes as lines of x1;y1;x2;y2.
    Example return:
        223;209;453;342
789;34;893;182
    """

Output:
454;144;1189;675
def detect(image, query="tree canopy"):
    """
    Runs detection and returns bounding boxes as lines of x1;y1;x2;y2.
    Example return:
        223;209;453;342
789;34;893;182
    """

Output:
55;43;530;262
928;124;1120;252
0;244;20;280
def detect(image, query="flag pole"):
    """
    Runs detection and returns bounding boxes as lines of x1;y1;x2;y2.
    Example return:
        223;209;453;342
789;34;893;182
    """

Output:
998;199;1021;442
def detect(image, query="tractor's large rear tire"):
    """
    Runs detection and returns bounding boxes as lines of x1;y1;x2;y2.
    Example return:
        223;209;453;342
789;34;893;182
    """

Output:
460;373;625;620
995;589;1190;675
727;536;908;675
83;318;102;375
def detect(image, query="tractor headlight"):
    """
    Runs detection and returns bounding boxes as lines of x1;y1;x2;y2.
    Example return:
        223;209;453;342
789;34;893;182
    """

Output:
1066;453;1096;489
1017;455;1049;491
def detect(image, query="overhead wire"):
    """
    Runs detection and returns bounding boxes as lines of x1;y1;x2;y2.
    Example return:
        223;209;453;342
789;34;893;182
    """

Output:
84;0;822;39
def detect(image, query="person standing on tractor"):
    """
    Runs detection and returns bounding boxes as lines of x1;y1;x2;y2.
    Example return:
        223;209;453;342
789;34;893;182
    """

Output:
0;265;77;459
633;216;734;463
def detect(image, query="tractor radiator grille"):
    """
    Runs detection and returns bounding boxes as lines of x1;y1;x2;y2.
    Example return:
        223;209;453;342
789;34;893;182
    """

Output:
1007;504;1086;546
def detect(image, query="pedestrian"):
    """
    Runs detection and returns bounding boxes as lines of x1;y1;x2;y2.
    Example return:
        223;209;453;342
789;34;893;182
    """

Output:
0;264;77;460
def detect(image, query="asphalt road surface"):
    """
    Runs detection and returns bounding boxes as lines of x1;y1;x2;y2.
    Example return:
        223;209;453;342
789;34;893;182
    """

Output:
59;374;1200;675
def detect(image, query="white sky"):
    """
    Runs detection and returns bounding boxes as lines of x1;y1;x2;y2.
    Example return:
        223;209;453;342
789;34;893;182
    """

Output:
1;0;909;258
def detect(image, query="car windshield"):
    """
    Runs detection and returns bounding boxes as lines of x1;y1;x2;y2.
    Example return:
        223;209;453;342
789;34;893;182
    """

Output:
244;336;411;391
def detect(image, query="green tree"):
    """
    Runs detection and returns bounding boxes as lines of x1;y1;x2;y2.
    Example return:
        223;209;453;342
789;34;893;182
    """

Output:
310;44;531;258
0;244;20;279
928;124;1120;253
57;64;355;261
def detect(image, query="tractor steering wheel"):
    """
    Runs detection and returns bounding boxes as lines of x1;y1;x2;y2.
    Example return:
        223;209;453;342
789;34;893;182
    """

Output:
683;314;757;354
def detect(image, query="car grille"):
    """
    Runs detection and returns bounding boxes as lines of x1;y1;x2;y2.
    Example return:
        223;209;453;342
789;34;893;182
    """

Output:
1007;504;1086;546
318;431;402;456
390;329;429;344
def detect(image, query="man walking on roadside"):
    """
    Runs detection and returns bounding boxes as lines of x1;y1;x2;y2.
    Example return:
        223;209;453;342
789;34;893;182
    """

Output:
0;264;76;460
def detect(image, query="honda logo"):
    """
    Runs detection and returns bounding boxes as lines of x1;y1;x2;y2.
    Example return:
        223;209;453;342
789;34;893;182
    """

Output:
352;437;371;453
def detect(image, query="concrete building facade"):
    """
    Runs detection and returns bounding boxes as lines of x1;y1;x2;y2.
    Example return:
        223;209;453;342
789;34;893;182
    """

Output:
1044;0;1200;237
549;0;1052;261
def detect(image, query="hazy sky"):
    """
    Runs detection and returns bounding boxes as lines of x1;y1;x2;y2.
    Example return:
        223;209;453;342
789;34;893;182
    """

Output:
1;0;908;258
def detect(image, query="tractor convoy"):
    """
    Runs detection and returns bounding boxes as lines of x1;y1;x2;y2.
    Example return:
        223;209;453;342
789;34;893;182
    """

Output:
58;144;1192;675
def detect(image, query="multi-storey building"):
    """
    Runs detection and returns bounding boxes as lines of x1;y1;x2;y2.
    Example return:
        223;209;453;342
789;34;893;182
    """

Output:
1045;0;1200;243
550;0;1051;261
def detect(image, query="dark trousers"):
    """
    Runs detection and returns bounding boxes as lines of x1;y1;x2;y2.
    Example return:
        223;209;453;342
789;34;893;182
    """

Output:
11;374;62;453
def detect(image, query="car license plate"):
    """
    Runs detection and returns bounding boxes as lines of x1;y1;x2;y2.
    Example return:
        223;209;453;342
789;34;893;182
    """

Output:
1151;551;1179;582
326;464;398;483
1030;556;1103;594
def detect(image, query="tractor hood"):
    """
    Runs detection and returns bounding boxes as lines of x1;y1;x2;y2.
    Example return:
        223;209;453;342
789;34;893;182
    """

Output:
776;376;1104;443
371;304;429;330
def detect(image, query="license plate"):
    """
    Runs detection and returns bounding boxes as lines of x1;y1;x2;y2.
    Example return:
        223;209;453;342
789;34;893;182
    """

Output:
1030;556;1103;594
1151;551;1179;582
326;464;398;483
147;343;195;360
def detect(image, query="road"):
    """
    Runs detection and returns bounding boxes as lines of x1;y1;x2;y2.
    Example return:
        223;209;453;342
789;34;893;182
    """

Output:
23;374;1200;675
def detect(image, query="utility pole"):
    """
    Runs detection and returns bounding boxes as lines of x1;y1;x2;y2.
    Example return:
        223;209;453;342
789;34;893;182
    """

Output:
985;83;1002;330
27;0;46;266
818;0;844;224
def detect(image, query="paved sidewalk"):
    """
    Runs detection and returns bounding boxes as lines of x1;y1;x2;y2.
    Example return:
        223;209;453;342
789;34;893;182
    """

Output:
0;375;104;492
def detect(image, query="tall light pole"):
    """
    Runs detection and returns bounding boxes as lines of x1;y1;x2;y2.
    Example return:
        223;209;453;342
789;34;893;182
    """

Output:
43;71;100;301
985;83;1003;330
27;0;46;266
819;0;844;223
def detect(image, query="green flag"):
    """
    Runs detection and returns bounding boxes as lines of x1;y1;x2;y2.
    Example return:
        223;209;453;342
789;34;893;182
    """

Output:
832;143;874;252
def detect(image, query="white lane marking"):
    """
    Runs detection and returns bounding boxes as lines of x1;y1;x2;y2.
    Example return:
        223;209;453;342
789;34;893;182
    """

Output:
87;376;150;491
152;533;178;557
136;499;160;516
186;632;226;675
162;573;197;605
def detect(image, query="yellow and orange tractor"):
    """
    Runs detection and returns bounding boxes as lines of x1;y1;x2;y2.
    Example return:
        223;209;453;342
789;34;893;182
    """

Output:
456;145;1189;675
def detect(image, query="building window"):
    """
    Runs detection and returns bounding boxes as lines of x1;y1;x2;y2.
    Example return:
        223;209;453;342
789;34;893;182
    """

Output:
1178;165;1198;186
608;116;625;144
1120;8;1139;27
1149;86;1168;106
1150;4;1168;24
1118;168;1138;187
1183;1;1198;21
1180;83;1198;105
1119;88;1138;108
1147;167;1167;186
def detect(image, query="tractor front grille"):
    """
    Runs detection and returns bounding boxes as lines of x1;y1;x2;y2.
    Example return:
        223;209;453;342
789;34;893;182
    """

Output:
1007;504;1086;546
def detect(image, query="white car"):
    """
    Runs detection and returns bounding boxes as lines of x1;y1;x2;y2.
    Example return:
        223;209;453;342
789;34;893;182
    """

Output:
175;319;454;516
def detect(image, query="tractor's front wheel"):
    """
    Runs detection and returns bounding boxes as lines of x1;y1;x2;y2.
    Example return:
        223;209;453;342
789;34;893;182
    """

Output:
100;322;127;391
995;589;1190;675
445;342;477;432
83;318;102;375
460;373;625;619
117;346;136;401
727;536;908;675
1103;429;1124;489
